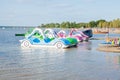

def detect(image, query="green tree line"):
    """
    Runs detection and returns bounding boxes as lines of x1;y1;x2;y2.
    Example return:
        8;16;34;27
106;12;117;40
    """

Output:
38;18;120;28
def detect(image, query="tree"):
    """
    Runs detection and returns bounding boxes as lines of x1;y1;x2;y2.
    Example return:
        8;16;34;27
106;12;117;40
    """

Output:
39;18;120;28
88;21;96;27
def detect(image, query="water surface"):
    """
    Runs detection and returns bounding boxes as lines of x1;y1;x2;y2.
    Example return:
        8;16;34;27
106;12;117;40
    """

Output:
0;28;120;80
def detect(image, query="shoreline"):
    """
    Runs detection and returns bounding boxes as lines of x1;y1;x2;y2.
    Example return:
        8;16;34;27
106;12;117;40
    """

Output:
97;46;120;53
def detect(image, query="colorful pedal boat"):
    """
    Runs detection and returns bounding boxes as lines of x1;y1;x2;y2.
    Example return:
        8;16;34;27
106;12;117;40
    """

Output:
20;28;76;49
44;29;78;47
57;29;89;42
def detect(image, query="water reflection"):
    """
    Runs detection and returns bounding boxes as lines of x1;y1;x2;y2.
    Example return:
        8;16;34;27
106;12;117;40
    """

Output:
105;54;120;69
78;41;92;51
19;47;67;67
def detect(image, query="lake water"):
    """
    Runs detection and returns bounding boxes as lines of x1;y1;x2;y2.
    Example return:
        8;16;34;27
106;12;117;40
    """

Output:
0;28;120;80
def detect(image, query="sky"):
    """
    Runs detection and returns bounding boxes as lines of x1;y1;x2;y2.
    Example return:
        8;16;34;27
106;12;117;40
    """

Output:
0;0;120;26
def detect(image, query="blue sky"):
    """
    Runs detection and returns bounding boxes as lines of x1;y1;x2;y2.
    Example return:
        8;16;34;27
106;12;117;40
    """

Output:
0;0;120;26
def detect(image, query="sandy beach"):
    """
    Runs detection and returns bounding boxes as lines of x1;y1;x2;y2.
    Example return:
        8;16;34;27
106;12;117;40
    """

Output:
97;46;120;53
92;28;120;34
91;28;120;53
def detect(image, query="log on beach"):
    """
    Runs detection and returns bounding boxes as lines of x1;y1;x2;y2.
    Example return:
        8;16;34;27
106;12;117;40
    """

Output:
93;31;109;34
